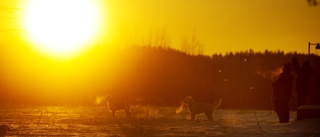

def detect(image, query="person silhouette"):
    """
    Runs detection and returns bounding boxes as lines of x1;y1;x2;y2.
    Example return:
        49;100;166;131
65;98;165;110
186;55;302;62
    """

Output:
292;58;313;108
272;62;294;123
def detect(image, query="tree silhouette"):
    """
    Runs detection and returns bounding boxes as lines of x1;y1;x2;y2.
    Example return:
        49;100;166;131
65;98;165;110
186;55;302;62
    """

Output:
181;31;204;55
307;0;318;6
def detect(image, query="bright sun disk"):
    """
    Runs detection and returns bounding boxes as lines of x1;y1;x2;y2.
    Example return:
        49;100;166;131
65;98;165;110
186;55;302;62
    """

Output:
22;0;102;59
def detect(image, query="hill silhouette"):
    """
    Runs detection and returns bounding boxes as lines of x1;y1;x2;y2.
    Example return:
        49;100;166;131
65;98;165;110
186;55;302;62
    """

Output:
1;46;319;109
95;46;320;109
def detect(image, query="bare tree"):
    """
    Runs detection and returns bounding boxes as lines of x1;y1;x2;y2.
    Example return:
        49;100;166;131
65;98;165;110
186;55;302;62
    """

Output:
181;31;204;55
147;24;171;48
0;5;25;46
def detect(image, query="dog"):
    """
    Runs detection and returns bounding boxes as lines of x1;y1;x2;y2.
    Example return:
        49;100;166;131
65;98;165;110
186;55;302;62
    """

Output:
104;95;132;118
184;96;222;121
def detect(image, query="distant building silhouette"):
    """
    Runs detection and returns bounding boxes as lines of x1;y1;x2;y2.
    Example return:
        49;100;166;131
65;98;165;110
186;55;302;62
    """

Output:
292;58;313;108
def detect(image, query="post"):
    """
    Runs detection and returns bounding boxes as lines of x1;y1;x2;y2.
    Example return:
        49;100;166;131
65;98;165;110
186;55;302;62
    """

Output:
308;42;320;60
308;42;310;60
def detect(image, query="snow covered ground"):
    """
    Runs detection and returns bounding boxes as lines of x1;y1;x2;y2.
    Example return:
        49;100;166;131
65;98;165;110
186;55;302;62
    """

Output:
0;105;319;136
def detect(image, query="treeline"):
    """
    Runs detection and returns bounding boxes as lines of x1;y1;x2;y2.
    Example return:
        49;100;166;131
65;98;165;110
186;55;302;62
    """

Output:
101;46;320;110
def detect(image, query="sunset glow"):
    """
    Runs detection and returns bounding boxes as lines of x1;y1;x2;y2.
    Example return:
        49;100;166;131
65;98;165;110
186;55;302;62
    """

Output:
0;0;319;105
21;0;103;59
1;2;320;136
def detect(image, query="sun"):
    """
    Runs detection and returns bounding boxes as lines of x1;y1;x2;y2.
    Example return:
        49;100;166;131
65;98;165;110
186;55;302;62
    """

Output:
21;0;103;59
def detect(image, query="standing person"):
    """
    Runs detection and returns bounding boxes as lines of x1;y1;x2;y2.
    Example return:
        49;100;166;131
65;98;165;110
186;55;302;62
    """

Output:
292;58;313;108
272;62;294;123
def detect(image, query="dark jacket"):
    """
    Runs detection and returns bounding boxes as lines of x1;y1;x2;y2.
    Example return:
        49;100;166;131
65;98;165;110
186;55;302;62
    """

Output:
273;66;294;100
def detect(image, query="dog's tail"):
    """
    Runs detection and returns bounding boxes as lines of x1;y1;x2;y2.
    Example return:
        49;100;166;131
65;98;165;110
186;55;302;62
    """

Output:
213;98;222;108
175;101;185;114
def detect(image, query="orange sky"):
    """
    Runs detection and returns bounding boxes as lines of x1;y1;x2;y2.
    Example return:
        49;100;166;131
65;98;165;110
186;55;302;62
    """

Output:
0;0;320;104
1;0;320;55
103;0;320;55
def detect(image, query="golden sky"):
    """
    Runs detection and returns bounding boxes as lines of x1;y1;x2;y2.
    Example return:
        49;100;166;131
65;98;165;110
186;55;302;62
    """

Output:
104;0;320;55
1;0;320;56
0;0;320;104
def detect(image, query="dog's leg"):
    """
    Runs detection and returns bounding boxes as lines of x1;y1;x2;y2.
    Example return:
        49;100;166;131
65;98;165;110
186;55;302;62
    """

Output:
191;113;196;121
205;112;213;121
125;109;131;117
112;111;116;118
124;102;131;117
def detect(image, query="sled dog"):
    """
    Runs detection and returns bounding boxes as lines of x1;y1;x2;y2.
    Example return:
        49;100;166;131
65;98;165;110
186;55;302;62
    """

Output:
184;96;222;121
